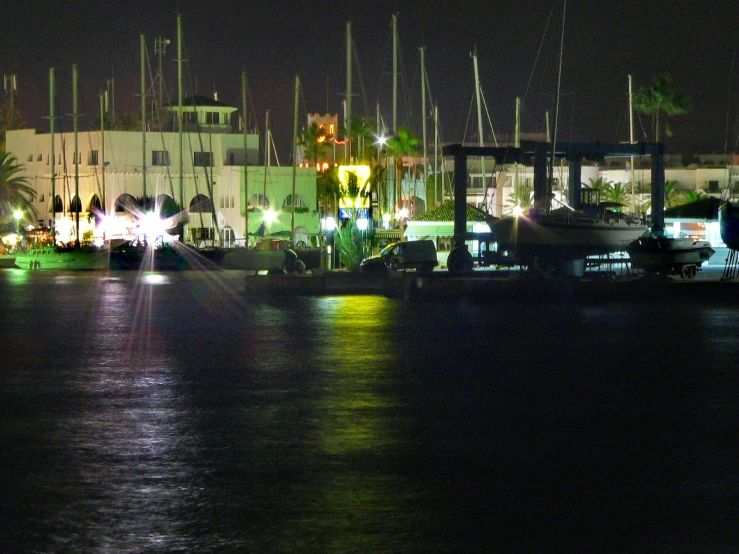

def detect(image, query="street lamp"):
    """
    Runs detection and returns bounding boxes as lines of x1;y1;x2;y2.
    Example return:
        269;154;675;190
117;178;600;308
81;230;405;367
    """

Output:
322;216;336;270
13;209;22;249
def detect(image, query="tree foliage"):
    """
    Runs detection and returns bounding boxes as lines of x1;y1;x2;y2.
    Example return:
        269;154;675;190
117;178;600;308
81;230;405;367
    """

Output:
298;121;329;164
633;73;691;142
0;150;38;223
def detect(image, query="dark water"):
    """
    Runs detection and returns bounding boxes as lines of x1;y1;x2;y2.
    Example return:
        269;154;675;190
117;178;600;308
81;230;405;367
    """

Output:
0;270;737;553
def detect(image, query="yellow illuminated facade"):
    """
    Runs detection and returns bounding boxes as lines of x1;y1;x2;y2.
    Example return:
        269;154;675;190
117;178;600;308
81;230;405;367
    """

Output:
338;165;371;210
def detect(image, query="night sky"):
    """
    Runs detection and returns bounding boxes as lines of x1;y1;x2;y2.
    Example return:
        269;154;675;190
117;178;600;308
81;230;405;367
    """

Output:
4;0;739;159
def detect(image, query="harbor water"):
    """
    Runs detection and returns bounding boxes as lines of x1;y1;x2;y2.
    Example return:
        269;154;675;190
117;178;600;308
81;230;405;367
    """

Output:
0;269;737;552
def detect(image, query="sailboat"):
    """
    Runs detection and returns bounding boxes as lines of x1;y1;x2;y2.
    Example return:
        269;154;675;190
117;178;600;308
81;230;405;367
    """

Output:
486;2;646;273
16;66;110;271
489;203;647;271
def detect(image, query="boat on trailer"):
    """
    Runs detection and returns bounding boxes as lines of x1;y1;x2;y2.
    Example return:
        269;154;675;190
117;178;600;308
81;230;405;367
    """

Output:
626;229;714;278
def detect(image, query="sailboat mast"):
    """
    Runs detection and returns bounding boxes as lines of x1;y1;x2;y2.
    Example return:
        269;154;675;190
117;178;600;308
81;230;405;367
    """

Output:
547;0;567;201
420;47;427;208
346;21;352;163
434;105;439;207
628;74;636;214
177;14;184;228
141;34;147;206
263;110;269;202
73;64;80;246
242;71;249;247
291;75;299;239
472;48;486;208
100;92;106;216
392;13;398;133
515;97;521;205
50;68;55;240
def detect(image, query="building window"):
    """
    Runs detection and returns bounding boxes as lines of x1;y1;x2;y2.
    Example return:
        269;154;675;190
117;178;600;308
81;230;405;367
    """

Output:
27;154;33;162
190;227;214;242
193;152;212;167
88;150;99;166
206;112;220;124
184;112;197;124
152;150;170;166
468;175;484;190
37;154;42;162
282;194;306;210
221;227;235;246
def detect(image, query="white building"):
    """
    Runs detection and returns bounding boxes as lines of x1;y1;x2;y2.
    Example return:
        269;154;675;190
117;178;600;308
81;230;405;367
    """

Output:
6;96;319;247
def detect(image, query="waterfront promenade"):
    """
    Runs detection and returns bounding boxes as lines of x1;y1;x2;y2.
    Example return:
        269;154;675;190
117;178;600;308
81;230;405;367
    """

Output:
244;262;738;303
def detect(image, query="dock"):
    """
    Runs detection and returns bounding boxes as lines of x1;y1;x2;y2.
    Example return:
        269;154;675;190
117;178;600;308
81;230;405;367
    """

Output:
245;266;738;303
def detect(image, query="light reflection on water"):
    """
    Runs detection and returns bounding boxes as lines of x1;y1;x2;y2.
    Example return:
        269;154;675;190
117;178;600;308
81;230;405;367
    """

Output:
0;270;737;552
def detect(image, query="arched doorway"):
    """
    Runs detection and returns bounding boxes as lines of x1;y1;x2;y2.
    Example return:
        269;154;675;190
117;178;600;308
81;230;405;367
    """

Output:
115;193;139;214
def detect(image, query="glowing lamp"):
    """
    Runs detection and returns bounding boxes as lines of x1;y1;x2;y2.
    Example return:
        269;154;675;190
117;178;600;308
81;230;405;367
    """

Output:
356;218;369;231
513;205;523;217
138;212;170;243
382;213;391;230
324;216;336;232
263;209;277;225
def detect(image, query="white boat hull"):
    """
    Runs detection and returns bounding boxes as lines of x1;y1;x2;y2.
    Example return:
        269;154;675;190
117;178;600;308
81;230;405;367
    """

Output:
15;248;109;270
627;236;714;272
490;214;646;263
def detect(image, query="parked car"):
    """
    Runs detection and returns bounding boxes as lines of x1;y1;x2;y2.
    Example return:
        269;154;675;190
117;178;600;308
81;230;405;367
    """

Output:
360;239;438;273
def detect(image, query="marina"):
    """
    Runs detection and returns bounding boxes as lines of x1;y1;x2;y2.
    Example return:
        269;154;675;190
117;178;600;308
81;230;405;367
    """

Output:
3;2;739;552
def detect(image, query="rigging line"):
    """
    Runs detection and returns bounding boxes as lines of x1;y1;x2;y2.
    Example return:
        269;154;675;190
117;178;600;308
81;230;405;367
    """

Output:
270;132;281;167
374;24;393;105
423;67;435;117
350;36;370;116
60;135;71;213
521;2;556;108
397;39;414;126
144;46;178;201
185;129;206;233
189;96;219;239
724;36;739;159
180;37;222;239
461;94;475;147
479;88;499;147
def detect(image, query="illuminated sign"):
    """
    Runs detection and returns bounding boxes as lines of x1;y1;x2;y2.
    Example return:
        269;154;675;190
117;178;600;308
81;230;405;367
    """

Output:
338;165;371;210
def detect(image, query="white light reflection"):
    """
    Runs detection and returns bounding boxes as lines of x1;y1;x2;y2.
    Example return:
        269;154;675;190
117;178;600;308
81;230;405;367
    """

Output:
140;274;171;286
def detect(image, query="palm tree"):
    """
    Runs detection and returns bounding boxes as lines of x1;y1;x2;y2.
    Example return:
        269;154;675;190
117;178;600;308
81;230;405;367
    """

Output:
317;166;341;216
504;188;534;213
640;179;683;213
298;121;330;165
677;189;705;206
586;176;613;195
346;115;377;163
386;127;419;239
633;73;691;142
0;150;37;224
604;182;629;207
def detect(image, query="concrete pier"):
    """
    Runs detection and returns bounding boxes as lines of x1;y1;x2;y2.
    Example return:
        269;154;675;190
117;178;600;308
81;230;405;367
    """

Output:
245;267;738;304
